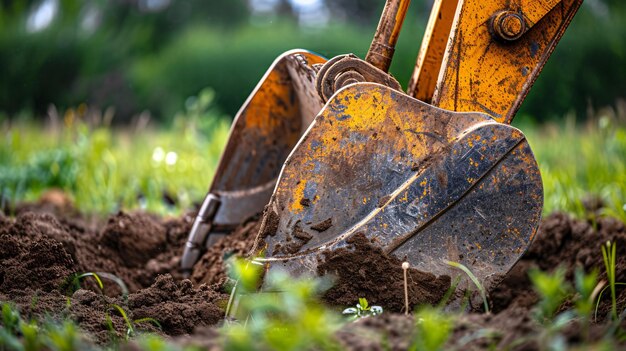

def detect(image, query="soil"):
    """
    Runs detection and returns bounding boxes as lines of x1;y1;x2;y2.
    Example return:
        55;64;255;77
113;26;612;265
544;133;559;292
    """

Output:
2;196;626;349
318;232;451;312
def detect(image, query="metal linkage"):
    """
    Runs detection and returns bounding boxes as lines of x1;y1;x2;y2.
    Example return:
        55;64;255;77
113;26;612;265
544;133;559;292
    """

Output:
180;193;221;276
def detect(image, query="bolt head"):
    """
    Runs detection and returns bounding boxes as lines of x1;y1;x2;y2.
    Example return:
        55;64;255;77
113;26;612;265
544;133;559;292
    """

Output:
492;11;526;41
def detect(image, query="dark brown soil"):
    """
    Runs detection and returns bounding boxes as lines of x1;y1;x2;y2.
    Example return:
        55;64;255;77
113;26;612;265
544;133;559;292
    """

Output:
491;212;626;320
0;202;233;344
2;196;626;350
318;232;451;312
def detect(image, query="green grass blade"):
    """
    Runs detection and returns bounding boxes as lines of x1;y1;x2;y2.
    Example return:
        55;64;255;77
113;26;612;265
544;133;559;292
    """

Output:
446;260;489;313
108;304;134;338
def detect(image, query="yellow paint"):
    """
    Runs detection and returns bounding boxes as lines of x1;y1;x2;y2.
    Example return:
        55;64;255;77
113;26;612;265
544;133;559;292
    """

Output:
290;180;307;213
429;0;582;124
408;0;459;102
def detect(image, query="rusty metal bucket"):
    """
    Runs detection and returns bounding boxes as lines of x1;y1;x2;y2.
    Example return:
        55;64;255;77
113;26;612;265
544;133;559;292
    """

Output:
252;83;543;293
181;50;326;274
183;0;582;299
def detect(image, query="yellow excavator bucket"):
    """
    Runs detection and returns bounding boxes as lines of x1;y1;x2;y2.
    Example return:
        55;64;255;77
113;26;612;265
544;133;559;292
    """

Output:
182;0;583;300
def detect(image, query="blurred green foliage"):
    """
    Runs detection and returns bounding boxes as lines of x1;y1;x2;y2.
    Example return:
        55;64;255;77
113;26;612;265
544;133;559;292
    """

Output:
1;100;625;221
0;89;230;215
519;100;626;221
0;0;624;123
223;260;341;351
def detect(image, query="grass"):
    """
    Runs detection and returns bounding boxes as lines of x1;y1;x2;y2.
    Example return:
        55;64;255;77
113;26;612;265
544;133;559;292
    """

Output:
602;241;618;320
0;89;230;215
445;260;489;313
517;100;626;222
2;100;625;220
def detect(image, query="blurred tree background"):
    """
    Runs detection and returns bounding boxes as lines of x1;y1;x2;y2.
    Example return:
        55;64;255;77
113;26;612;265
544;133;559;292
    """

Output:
0;0;624;124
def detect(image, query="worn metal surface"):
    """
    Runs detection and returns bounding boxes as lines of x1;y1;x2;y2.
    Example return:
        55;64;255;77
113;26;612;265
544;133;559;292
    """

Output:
365;0;412;72
254;83;543;292
181;50;326;272
430;0;583;122
185;0;583;292
316;54;402;102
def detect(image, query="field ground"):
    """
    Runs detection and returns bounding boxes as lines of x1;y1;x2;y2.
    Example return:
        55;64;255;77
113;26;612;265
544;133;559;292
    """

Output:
1;101;626;350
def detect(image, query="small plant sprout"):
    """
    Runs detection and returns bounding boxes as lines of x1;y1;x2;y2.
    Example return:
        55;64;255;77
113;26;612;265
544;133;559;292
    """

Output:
108;303;135;338
403;261;410;315
412;306;453;351
224;257;264;319
573;268;599;340
601;240;618;320
342;298;383;320
529;267;570;323
445;260;489;313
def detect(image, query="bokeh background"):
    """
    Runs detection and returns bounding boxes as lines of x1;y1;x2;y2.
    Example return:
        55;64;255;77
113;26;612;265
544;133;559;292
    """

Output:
1;0;624;124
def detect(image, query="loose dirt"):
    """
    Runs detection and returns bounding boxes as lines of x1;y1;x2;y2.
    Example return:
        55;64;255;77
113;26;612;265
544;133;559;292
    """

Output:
2;198;626;349
318;232;451;312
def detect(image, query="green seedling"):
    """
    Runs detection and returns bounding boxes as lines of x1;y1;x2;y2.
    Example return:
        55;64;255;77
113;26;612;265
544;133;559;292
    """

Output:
134;317;162;331
446;261;489;313
228;258;263;294
21;320;43;351
108;304;134;339
221;268;341;351
2;302;21;334
133;334;203;351
342;298;383;320
601;240;618;320
44;320;86;351
411;306;453;351
594;283;626;321
437;276;462;308
529;267;570;323
574;268;599;340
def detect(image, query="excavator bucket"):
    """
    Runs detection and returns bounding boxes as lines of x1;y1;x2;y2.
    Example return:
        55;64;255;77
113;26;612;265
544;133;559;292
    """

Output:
183;0;583;299
181;50;326;274
253;83;542;292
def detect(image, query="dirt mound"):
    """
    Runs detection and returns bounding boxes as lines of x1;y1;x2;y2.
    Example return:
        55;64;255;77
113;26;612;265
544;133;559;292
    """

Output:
127;274;226;336
491;212;626;319
318;232;451;312
0;203;235;344
0;212;77;293
3;198;626;349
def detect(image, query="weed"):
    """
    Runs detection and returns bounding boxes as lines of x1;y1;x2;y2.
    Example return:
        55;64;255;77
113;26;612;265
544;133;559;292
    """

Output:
573;268;599;339
529;267;570;323
66;272;104;293
223;258;341;351
2;302;21;333
411;306;453;351
594;283;626;322
342;298;383;320
108;303;135;338
601;240;618;320
134;317;162;331
0;302;93;351
446;260;489;313
132;334;202;351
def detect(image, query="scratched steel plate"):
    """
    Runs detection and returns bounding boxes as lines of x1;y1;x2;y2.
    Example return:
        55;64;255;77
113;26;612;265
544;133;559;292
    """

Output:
206;50;326;229
254;83;543;292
